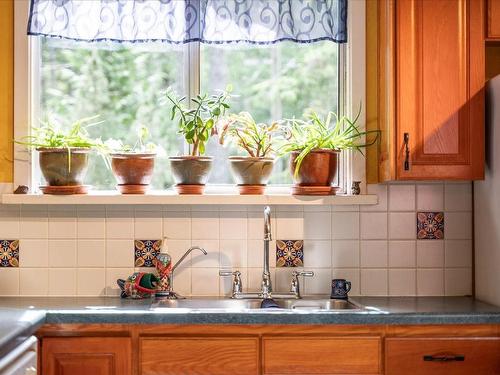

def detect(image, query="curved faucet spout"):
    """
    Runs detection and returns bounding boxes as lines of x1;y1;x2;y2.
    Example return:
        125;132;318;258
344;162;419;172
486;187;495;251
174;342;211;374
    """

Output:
172;246;207;273
264;206;272;241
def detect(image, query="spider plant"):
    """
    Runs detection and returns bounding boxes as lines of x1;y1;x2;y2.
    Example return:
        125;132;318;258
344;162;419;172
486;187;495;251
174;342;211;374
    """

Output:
281;107;379;178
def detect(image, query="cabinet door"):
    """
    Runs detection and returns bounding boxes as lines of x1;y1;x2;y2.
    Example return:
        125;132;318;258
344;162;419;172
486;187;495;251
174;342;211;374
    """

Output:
41;337;132;375
396;0;484;180
262;336;381;374
140;337;259;375
386;337;500;375
488;0;500;39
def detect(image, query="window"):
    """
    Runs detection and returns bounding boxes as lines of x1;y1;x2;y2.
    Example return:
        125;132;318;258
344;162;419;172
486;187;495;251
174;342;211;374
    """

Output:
34;38;341;190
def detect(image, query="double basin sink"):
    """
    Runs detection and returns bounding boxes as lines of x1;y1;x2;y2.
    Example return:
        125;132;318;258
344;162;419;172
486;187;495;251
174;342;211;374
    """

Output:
151;298;363;312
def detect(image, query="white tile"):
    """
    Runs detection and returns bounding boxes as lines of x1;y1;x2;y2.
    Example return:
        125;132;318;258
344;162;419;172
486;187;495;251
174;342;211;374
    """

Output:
275;268;295;292
445;268;472;296
190;239;219;268
247;240;265;268
388;241;416;268
48;268;77;296
77;208;105;239
360;240;388;268
191;211;219;240
49;240;77;267
389;184;415;211
304;205;332;212
163;211;191;239
332;240;359;268
20;207;48;239
248;211;276;240
220;211;247;240
388;212;415;240
134;210;163;238
20;239;49;267
77;240;105;267
416;184;444;211
106;240;134;268
331;205;359;212
167;239;193;269
332;212;360;239
219;205;247;212
445;212;472;239
361;269;388;296
389;269;416;296
247;268;274;293
49;207;77;239
0;206;20;238
332;269;360;296
220;268;247;297
304;211;331;240
20;268;48;296
172;267;191;297
106;208;134;239
417;269;444;296
445;240;472;268
191;268;219;296
303;240;331;268
105;268;134;296
220;240;247;268
360;212;387;240
417;240;444;268
77;268;105;296
276;212;304;239
304;268;331;295
0;268;20;295
275;205;304;212
360;184;388;212
445;183;472;211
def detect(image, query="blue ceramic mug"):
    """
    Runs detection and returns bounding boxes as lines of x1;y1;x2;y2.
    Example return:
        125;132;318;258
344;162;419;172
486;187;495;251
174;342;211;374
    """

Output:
330;279;351;299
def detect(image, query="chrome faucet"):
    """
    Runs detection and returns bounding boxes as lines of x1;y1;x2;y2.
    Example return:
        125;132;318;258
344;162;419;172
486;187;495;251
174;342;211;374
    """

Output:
220;206;314;299
157;245;207;299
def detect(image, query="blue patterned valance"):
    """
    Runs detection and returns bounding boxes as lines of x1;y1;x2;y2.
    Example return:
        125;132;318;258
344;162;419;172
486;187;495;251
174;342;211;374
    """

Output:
28;0;347;45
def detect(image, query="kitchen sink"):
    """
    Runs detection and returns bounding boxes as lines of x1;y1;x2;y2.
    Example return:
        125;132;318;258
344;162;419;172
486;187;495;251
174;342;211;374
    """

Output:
150;297;363;312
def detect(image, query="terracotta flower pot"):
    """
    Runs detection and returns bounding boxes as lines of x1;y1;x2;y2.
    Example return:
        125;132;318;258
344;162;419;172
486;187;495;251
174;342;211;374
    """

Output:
229;156;274;195
111;153;156;194
38;147;90;187
290;149;340;195
169;156;213;194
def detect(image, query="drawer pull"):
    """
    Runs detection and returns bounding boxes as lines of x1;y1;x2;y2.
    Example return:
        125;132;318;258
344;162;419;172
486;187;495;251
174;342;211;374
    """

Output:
423;354;465;362
403;133;410;170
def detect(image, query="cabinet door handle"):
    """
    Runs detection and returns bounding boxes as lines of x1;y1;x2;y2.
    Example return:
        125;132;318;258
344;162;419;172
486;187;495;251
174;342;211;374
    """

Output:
404;133;410;170
423;354;465;362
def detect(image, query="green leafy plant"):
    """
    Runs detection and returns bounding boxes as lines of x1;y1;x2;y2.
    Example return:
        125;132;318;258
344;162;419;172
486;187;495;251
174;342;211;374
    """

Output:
105;125;165;156
163;88;231;156
15;115;108;170
280;107;379;178
218;112;280;158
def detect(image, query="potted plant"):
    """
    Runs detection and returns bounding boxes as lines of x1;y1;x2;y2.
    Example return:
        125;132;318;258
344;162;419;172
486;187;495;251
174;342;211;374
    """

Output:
163;88;230;194
281;109;378;195
219;112;279;194
105;125;164;194
15;116;105;195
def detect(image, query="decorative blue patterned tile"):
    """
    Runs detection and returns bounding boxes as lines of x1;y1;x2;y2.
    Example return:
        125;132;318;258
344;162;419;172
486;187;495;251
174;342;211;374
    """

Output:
417;212;444;240
0;240;19;267
276;240;304;267
134;239;161;267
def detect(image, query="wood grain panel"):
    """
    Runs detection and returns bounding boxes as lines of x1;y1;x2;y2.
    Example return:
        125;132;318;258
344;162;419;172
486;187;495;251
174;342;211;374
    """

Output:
488;0;500;39
140;337;259;375
262;336;381;374
386;337;500;375
41;337;132;375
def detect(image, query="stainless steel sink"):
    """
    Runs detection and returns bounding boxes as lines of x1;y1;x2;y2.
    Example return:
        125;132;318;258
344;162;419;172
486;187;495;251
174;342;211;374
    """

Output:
150;298;363;312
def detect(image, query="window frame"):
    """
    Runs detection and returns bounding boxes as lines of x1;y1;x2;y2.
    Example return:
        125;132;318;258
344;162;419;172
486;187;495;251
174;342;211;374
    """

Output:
13;0;366;195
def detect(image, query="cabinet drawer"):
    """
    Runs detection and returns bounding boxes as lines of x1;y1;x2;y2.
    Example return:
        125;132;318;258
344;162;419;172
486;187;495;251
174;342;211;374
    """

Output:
140;337;259;375
262;336;381;374
386;338;500;375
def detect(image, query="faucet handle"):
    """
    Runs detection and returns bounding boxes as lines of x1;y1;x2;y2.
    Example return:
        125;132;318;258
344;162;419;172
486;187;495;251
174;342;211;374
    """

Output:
219;270;242;297
219;270;241;277
292;270;314;277
290;270;314;298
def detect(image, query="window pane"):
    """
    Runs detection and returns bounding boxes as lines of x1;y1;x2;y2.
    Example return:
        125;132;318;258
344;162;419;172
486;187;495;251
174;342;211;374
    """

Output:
201;42;339;185
37;39;184;189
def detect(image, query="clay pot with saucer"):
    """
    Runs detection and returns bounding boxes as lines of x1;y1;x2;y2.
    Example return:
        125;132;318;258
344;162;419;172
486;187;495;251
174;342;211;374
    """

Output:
290;149;340;195
228;156;274;195
110;153;156;194
169;156;213;194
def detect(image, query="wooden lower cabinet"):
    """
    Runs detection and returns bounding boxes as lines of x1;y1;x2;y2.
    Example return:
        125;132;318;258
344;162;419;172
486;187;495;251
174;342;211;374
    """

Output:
41;337;132;375
37;324;500;375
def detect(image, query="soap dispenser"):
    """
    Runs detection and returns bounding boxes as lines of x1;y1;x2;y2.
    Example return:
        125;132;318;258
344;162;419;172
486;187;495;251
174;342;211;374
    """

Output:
154;237;173;297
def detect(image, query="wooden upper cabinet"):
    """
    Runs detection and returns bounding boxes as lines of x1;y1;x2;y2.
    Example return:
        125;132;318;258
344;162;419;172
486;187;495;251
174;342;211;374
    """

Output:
368;0;485;181
487;0;500;39
41;337;132;375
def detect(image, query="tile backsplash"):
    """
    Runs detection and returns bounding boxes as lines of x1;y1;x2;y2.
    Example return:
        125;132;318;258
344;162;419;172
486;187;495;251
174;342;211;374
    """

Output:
0;182;473;297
